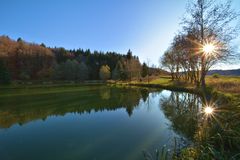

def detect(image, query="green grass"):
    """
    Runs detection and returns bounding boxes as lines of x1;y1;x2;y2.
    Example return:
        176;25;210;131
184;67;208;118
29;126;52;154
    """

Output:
149;78;172;85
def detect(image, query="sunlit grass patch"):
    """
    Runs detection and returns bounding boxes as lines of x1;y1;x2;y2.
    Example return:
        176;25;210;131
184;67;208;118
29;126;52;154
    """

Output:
150;78;172;85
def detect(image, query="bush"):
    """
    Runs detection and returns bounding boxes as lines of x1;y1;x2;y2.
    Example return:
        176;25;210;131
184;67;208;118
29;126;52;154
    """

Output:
212;73;220;78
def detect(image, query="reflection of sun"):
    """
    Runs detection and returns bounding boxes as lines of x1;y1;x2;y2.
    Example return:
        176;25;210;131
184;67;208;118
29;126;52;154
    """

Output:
204;106;214;115
201;102;225;129
202;103;216;118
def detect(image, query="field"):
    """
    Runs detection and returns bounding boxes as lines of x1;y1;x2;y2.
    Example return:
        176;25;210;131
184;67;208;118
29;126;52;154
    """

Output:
138;75;240;95
206;76;240;94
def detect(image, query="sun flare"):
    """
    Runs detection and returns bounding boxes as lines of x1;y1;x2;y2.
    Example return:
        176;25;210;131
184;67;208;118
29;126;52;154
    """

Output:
202;43;216;54
204;106;214;115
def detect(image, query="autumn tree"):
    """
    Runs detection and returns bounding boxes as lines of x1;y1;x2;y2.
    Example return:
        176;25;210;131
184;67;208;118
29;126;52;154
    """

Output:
125;50;141;81
0;36;143;81
161;49;176;80
99;65;111;81
0;36;54;80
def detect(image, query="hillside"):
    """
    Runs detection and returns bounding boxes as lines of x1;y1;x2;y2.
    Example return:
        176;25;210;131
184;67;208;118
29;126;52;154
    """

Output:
207;69;240;76
0;36;142;82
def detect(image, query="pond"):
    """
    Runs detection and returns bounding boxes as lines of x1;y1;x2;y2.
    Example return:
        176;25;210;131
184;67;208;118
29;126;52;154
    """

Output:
0;85;203;160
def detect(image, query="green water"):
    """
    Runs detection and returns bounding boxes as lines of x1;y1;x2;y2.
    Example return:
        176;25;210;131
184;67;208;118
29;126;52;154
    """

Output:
0;85;202;160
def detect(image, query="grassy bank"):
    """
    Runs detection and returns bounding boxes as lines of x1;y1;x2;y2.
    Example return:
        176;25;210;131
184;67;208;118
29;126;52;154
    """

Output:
112;75;240;102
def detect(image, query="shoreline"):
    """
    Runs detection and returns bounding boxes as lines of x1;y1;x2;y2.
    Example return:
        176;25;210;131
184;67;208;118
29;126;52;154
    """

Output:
111;81;238;106
1;80;238;105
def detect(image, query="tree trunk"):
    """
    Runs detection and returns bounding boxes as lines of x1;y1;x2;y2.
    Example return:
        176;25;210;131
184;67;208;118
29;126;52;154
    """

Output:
200;57;206;88
200;0;206;88
200;71;206;87
171;72;174;81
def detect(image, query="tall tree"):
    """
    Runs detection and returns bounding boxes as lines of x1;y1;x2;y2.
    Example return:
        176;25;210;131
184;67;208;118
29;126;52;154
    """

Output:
141;62;148;78
183;0;239;87
77;62;89;81
161;49;176;80
112;60;125;80
126;49;132;59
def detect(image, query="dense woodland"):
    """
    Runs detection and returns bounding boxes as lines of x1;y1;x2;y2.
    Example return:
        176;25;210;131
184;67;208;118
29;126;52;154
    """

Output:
0;36;158;84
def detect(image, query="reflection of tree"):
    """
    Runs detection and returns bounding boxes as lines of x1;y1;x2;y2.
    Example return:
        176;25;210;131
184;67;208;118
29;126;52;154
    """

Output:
99;88;111;100
160;92;202;140
0;86;150;128
140;89;149;102
119;89;144;116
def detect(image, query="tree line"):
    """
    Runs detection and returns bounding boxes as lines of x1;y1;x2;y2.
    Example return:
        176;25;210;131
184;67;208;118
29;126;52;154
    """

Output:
0;36;156;84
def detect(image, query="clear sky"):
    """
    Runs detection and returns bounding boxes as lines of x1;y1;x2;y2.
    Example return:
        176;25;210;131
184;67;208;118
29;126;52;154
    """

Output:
0;0;239;69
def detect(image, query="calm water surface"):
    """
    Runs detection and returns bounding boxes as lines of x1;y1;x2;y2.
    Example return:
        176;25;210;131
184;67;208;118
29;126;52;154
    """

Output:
0;85;202;160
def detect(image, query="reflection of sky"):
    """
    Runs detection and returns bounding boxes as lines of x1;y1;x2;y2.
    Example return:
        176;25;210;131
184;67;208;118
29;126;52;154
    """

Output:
1;0;239;69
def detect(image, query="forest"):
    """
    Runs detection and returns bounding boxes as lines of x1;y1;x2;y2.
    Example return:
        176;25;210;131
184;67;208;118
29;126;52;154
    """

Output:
0;36;150;83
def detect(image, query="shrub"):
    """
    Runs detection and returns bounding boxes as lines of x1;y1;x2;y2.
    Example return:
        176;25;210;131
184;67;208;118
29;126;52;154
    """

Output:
212;73;220;78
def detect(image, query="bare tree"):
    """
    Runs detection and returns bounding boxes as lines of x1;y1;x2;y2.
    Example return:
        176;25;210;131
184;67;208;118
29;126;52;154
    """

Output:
182;0;239;87
161;49;176;80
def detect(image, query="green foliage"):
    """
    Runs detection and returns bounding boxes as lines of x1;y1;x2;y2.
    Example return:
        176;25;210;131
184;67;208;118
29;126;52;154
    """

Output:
17;37;22;42
142;62;148;77
0;60;11;84
99;65;111;81
127;49;132;59
178;147;197;160
112;60;126;80
78;62;89;81
212;73;220;78
40;43;46;47
53;60;89;81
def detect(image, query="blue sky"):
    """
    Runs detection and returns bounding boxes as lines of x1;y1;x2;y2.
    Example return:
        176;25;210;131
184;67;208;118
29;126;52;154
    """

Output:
0;0;239;69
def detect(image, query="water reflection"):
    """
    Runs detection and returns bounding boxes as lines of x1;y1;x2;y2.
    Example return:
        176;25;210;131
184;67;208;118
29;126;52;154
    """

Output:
0;86;152;128
159;91;202;140
0;86;211;160
0;86;204;142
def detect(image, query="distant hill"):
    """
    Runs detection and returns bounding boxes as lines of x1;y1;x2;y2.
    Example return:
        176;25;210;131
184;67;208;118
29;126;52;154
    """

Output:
207;69;240;76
